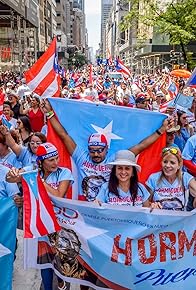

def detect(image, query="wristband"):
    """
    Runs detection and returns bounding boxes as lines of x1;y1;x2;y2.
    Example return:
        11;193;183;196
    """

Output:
46;111;54;117
47;113;54;120
156;129;162;135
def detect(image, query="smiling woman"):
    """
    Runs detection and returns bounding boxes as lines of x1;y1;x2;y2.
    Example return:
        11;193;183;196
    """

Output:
95;150;150;207
146;147;196;211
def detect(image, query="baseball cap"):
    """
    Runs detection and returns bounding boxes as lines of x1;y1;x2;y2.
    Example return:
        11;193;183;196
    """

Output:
135;96;147;104
136;92;146;98
88;133;107;147
108;150;141;171
36;142;58;161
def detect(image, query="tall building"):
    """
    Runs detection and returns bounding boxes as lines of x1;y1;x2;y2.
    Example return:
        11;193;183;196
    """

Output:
100;0;113;55
0;0;39;71
73;0;84;12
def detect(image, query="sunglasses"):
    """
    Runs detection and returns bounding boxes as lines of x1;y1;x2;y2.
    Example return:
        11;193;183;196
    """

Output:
167;131;176;135
88;147;106;153
162;147;180;155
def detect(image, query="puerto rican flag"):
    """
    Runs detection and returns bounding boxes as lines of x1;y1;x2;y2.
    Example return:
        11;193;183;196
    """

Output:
75;76;84;88
115;58;131;78
167;77;178;99
24;37;60;98
47;99;166;199
95;80;104;92
22;170;61;238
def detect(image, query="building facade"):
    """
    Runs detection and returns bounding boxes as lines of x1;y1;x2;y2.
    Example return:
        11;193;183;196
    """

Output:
0;0;39;71
100;0;113;56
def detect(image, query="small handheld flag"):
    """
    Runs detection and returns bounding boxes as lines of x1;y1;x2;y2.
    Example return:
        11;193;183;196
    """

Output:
22;170;61;238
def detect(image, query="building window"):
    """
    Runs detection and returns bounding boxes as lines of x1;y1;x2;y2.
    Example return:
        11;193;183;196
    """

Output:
57;12;61;16
56;0;60;2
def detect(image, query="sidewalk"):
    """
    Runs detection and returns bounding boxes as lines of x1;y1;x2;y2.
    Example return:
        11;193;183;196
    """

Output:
12;230;80;290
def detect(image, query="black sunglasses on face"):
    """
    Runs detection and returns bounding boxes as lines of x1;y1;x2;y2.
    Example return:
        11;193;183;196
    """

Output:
88;147;106;153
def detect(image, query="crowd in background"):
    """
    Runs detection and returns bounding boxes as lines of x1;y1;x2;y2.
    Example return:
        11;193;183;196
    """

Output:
0;64;196;289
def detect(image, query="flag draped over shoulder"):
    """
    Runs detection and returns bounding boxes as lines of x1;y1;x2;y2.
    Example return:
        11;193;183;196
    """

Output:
25;37;60;98
22;170;61;238
0;197;18;290
47;99;166;198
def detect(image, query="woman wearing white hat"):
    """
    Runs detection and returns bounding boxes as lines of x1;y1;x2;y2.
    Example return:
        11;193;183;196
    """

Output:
95;150;150;207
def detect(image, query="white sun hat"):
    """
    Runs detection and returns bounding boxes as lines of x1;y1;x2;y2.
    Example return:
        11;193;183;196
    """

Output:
108;150;141;171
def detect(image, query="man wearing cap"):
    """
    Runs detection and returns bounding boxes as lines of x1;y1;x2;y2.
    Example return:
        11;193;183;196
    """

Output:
135;93;149;110
42;100;171;202
7;92;21;119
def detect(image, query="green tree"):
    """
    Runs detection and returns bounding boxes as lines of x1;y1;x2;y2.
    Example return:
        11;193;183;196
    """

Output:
121;0;196;67
68;52;87;69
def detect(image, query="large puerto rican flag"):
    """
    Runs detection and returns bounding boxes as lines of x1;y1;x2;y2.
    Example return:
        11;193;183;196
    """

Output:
22;170;61;238
24;37;60;98
47;99;166;199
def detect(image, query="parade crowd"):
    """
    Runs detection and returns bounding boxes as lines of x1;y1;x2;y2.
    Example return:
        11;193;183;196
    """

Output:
0;64;196;290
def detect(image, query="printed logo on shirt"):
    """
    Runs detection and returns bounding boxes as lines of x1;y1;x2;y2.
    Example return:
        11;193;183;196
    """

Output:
108;196;143;206
82;175;107;201
156;186;183;196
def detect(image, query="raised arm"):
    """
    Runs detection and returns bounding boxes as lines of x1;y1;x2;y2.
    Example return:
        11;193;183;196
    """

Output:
0;125;22;156
129;118;171;156
41;100;76;155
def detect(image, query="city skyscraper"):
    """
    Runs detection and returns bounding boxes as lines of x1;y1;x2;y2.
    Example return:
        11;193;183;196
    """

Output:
73;0;84;12
100;0;113;54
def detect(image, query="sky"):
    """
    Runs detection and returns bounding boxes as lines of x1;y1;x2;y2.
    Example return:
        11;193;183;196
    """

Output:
85;0;101;52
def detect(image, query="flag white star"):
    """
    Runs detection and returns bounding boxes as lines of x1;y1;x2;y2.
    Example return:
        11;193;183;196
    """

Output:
0;243;11;258
91;121;123;147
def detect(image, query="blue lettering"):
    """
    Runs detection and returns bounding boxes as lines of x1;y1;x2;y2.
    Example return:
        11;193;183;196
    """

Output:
134;268;196;286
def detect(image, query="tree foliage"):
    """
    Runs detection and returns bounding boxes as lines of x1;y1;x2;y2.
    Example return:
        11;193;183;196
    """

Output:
121;0;196;65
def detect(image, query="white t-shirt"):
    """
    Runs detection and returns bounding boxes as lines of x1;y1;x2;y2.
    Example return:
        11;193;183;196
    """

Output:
146;171;194;210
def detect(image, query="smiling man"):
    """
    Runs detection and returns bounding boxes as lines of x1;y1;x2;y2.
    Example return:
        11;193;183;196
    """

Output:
42;100;171;201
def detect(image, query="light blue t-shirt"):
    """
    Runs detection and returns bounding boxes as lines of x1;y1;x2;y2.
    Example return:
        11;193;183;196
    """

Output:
0;150;22;169
182;134;196;165
72;145;115;201
96;182;150;206
0;164;20;197
146;171;194;210
174;128;191;152
17;146;37;167
40;167;74;196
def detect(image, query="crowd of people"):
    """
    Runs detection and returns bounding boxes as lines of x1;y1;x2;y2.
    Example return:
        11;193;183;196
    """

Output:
0;65;196;289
